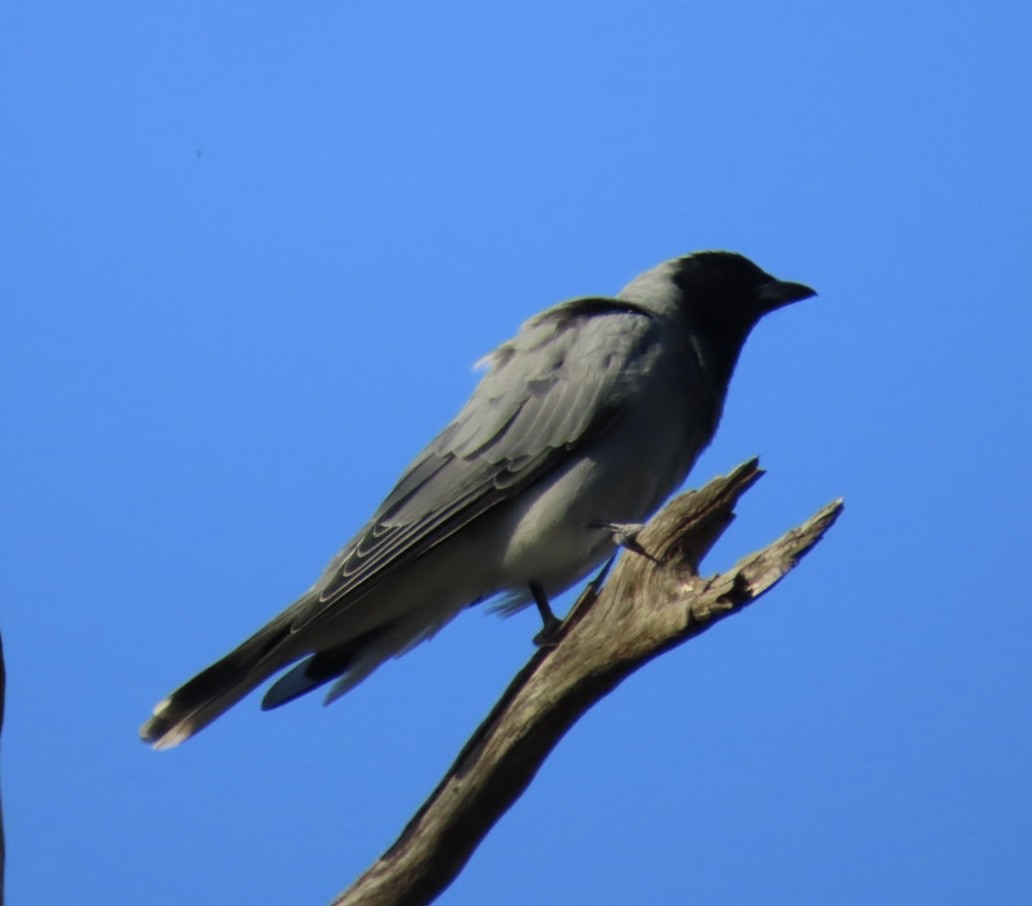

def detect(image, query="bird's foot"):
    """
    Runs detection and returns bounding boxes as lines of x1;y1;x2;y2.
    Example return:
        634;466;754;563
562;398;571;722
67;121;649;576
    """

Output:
592;521;659;562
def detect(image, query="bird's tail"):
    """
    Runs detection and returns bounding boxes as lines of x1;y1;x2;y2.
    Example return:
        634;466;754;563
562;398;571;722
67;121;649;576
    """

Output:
139;608;302;751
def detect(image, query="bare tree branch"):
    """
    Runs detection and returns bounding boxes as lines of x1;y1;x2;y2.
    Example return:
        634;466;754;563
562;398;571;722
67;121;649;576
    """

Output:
333;460;843;906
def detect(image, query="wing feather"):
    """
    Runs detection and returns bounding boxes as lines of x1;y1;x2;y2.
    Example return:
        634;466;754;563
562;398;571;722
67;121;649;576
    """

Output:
291;297;657;632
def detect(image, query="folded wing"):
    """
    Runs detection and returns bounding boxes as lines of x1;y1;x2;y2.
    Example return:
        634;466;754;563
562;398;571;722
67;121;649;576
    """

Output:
291;297;658;632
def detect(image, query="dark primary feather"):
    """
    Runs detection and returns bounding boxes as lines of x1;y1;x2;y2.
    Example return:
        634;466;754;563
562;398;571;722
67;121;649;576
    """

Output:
288;298;659;633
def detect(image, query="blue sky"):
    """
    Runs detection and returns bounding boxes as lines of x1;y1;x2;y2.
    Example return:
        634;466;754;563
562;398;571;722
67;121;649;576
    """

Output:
2;2;1030;903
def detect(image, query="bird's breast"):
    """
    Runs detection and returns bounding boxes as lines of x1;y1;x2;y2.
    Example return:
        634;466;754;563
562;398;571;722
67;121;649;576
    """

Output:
495;357;716;596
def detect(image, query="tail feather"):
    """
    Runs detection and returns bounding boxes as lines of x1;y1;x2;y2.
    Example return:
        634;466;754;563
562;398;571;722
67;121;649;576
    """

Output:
141;598;449;748
260;621;398;711
140;617;297;750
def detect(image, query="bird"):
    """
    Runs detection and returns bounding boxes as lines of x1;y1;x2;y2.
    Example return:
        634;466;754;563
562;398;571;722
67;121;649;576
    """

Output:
140;250;815;749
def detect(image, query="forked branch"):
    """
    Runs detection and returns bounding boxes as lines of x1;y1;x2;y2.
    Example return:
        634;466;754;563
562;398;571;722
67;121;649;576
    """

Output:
334;460;843;906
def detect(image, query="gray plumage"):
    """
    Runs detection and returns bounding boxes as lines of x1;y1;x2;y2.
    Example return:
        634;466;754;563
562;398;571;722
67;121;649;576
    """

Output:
141;250;814;749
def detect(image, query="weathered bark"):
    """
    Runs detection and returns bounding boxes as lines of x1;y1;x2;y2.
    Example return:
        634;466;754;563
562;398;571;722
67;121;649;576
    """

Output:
333;460;843;906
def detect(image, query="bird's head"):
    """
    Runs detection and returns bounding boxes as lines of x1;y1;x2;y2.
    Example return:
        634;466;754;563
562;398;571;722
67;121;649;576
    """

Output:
672;251;815;319
619;250;816;384
621;251;815;324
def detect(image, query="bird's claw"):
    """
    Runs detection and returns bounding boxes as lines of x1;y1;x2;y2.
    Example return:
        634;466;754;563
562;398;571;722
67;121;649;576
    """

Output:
533;615;563;648
592;521;658;561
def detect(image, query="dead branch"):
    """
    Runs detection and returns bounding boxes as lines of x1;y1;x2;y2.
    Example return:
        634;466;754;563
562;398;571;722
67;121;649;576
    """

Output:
333;460;843;905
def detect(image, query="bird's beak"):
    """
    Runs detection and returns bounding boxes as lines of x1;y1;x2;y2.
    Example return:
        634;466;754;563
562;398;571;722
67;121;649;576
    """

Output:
757;280;817;312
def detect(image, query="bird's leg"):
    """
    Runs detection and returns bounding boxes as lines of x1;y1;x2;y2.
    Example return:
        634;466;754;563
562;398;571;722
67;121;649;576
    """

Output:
528;556;616;649
591;521;659;562
529;582;563;648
